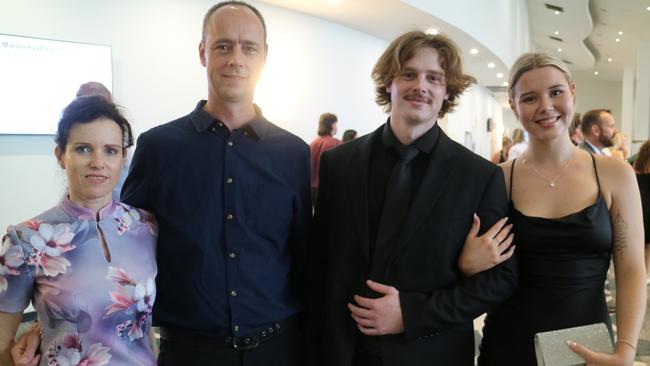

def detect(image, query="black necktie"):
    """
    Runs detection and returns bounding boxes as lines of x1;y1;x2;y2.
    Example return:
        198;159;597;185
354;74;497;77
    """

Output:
369;145;419;281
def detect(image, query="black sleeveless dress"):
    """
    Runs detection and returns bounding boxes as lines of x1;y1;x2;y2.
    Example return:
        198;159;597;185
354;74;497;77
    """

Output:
478;155;613;365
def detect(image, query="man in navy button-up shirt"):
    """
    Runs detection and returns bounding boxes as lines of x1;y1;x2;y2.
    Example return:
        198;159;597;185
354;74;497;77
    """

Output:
9;2;310;365
122;2;311;365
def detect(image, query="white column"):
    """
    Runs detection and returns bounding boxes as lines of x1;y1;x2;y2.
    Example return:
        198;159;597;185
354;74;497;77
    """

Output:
620;67;634;154
633;41;650;151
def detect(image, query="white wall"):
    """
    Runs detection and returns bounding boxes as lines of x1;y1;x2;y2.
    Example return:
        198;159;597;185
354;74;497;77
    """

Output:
574;76;623;127
0;0;506;230
445;86;504;159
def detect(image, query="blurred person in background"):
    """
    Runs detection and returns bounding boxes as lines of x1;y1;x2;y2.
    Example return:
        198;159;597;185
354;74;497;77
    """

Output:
491;136;512;164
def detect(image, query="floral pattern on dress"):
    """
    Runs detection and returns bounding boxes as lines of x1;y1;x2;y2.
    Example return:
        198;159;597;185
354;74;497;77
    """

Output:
46;333;111;366
104;267;155;341
112;205;141;235
0;235;24;293
0;199;158;365
27;222;76;277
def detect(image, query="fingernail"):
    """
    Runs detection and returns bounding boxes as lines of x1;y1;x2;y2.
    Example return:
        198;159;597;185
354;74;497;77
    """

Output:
567;340;576;347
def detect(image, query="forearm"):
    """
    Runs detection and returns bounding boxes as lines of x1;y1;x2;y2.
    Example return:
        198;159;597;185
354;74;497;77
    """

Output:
400;257;518;339
0;312;21;366
613;265;646;359
1;346;16;366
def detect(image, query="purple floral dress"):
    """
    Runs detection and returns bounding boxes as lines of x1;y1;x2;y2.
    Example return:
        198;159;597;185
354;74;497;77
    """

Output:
0;198;157;365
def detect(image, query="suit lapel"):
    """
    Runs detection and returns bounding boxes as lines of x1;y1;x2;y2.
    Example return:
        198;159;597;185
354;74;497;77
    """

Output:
386;129;459;262
346;126;382;264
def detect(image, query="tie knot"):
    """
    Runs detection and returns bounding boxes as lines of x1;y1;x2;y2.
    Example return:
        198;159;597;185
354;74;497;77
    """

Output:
394;145;419;162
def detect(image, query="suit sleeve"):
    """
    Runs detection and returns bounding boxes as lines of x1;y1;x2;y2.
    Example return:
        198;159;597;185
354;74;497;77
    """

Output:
121;131;154;210
304;150;333;364
399;166;518;340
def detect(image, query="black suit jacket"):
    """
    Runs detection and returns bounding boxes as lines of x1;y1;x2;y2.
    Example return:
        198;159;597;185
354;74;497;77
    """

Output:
310;124;518;366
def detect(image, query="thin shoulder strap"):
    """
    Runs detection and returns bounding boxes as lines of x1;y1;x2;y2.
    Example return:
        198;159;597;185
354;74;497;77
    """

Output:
590;153;602;195
509;159;516;200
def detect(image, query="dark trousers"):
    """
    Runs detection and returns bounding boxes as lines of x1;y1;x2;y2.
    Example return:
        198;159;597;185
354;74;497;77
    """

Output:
157;325;302;366
352;343;383;366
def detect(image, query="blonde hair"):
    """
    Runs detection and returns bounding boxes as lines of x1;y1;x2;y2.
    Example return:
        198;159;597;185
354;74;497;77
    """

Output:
512;128;525;144
508;52;574;98
372;31;476;118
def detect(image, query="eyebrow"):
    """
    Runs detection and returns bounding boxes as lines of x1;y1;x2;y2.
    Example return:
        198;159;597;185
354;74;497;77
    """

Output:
72;142;122;148
212;38;261;46
401;67;445;75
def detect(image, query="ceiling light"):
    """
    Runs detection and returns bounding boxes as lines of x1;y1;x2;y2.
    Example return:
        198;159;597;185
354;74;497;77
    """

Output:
469;48;479;55
594;71;599;75
502;81;509;87
487;62;495;68
554;10;560;15
496;73;504;78
554;31;560;35
557;48;563;52
618;31;623;35
426;27;439;35
615;38;620;42
647;6;650;10
607;57;613;62
327;0;341;4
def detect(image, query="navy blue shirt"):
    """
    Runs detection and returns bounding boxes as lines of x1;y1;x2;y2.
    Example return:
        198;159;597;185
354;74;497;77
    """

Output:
122;101;311;336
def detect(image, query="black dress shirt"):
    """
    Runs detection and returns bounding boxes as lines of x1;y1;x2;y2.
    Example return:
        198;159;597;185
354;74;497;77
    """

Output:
367;120;440;255
122;101;311;336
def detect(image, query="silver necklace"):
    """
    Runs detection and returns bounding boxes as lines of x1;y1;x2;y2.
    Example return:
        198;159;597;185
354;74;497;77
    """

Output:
522;152;574;188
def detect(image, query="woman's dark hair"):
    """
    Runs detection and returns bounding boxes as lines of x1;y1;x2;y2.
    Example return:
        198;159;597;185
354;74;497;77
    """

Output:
55;95;133;152
342;129;357;142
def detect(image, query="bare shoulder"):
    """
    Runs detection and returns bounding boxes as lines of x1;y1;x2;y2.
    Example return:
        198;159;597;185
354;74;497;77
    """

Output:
593;154;637;203
594;154;636;184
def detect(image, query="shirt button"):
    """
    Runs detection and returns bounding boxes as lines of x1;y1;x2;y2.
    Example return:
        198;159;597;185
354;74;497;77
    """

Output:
228;252;236;259
227;214;234;220
218;122;223;127
227;141;234;146
226;177;233;184
230;290;238;297
233;325;239;332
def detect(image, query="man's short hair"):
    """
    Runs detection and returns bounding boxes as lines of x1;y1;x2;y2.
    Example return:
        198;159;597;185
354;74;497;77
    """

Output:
202;1;267;42
371;31;476;118
318;112;338;136
581;109;609;135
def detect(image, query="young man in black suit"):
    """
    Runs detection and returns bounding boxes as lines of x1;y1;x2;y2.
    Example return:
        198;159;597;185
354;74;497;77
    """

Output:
310;31;518;366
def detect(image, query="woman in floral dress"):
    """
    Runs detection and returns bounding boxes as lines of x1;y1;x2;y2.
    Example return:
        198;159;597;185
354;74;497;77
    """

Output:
0;96;158;365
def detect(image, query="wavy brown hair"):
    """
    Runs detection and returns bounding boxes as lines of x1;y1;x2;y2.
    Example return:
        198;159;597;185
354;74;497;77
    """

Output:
635;140;650;174
371;31;476;118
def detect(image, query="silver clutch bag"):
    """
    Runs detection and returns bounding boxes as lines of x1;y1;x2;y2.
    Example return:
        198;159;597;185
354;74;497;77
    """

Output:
534;323;613;366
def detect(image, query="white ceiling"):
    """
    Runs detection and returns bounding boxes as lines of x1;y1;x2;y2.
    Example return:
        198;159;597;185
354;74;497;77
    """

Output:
258;0;650;85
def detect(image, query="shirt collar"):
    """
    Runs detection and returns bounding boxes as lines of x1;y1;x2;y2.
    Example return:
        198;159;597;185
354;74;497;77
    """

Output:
189;100;269;141
585;139;603;155
381;118;440;155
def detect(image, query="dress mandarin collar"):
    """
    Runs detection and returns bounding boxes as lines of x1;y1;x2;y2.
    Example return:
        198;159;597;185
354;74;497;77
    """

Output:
60;197;119;221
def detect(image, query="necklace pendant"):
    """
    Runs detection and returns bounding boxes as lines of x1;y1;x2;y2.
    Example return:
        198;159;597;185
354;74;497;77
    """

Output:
550;182;556;188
